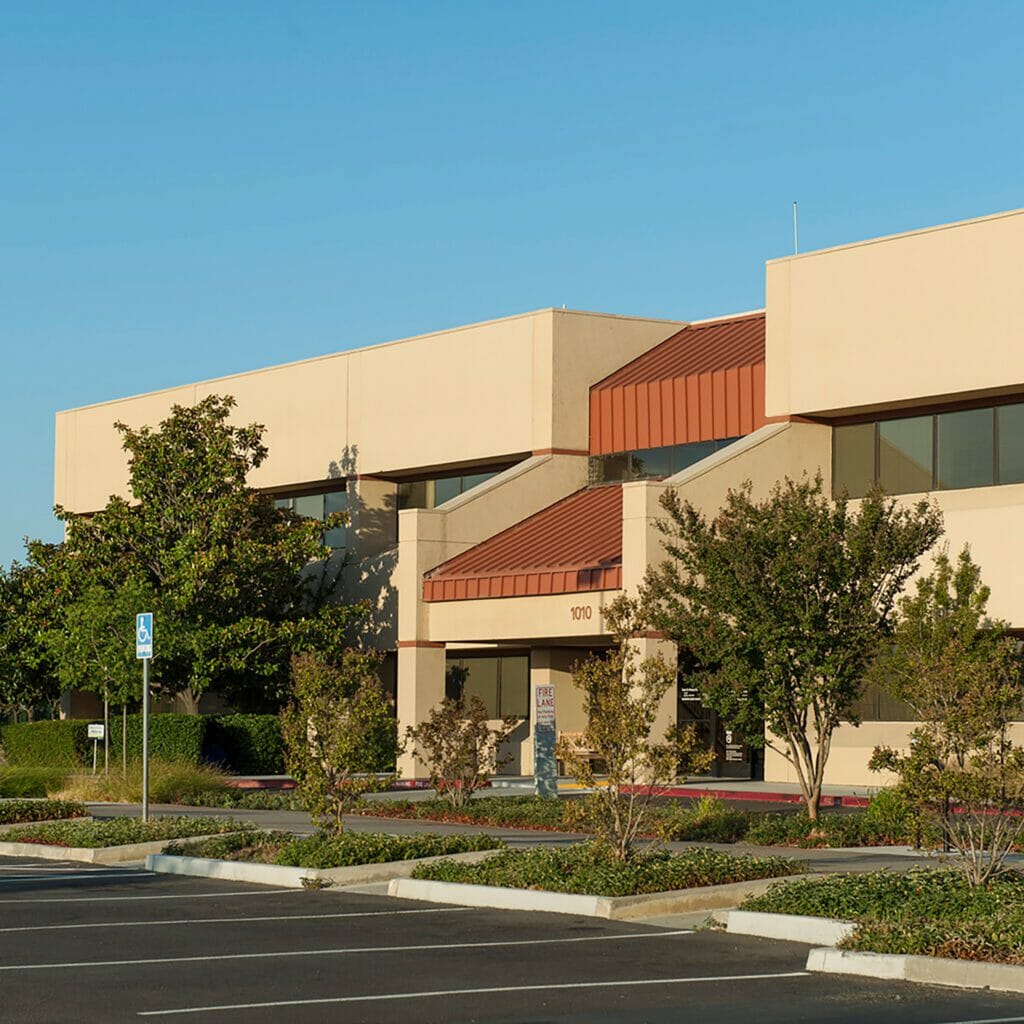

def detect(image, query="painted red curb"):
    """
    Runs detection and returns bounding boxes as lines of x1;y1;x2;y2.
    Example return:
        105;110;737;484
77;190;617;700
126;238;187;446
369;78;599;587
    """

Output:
622;784;870;808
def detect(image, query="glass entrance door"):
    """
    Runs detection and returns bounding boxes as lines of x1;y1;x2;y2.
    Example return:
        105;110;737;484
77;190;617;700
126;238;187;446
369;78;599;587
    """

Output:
677;683;761;780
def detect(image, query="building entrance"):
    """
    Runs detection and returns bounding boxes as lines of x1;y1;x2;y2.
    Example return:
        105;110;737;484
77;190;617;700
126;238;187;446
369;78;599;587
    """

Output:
677;683;763;780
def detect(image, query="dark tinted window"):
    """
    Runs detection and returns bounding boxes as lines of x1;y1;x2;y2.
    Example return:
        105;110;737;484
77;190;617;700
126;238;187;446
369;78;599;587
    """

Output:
833;423;875;498
937;408;994;489
998;404;1024;484
879;417;933;494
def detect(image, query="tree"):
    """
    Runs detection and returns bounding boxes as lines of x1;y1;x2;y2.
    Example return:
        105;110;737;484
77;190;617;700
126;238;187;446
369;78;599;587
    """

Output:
646;475;943;820
559;596;711;862
281;652;401;833
55;394;364;712
870;547;1024;886
49;580;152;773
406;696;516;808
0;542;66;720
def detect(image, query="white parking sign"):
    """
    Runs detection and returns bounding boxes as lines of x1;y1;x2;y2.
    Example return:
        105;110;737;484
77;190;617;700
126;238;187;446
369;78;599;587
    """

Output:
136;613;153;659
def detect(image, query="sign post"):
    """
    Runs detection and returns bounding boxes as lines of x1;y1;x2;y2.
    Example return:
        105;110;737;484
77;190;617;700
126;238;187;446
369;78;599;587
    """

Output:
135;613;153;822
88;723;105;775
533;683;557;798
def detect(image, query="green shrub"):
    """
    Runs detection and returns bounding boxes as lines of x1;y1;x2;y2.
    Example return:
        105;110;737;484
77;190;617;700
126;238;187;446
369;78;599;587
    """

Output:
741;868;1024;964
413;841;801;897
0;799;88;824
660;796;753;843
165;829;290;861
272;831;502;869
1;815;245;848
207;715;284;774
109;714;208;766
1;720;90;768
188;787;304;811
0;766;69;798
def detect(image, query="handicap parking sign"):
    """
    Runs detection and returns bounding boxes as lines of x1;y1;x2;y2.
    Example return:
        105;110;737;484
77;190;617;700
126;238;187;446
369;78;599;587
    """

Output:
136;613;153;660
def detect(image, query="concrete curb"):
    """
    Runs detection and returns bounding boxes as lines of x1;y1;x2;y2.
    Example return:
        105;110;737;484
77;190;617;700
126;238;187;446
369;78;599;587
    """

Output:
727;909;856;946
806;946;1024;994
387;872;814;920
146;848;501;888
0;830;236;865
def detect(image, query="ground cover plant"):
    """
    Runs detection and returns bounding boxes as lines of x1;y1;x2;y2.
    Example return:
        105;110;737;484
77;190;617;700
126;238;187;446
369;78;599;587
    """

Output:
412;841;800;897
169;828;503;867
0;799;88;825
188;787;304;811
741;868;1024;964
0;816;244;848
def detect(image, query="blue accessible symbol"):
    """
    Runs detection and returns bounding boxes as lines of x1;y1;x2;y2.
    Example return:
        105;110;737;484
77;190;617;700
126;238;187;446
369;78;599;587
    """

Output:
136;613;153;660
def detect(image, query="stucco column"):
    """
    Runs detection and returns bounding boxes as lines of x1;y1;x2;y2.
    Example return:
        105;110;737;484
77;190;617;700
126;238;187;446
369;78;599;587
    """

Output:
396;643;446;779
626;633;678;747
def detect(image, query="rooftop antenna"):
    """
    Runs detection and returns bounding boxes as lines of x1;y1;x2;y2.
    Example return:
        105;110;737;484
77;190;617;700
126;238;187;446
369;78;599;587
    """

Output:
792;201;799;254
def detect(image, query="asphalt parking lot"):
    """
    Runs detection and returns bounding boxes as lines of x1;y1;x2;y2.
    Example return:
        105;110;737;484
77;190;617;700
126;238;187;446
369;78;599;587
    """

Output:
2;857;1024;1023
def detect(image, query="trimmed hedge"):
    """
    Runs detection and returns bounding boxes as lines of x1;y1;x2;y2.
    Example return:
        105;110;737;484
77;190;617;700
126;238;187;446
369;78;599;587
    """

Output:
1;714;284;775
207;715;283;775
109;714;207;766
0;720;90;768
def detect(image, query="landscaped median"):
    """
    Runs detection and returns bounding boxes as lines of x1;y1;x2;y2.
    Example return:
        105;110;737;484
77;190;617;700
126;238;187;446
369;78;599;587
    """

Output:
0;798;89;828
727;868;1024;994
0;816;247;864
389;842;806;919
147;829;507;888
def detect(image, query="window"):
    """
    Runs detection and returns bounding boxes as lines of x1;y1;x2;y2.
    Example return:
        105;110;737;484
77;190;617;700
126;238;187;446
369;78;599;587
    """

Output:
998;404;1024;484
397;469;502;510
445;653;530;719
879;417;932;494
833;423;875;498
274;486;348;550
845;682;914;722
833;401;1024;498
588;436;741;485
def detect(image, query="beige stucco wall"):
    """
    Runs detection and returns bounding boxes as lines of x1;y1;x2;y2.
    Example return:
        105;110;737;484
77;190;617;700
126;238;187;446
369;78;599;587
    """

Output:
55;309;680;514
766;207;1024;418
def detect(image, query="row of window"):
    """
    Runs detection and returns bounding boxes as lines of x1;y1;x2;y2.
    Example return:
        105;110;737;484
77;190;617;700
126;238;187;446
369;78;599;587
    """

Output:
589;437;742;485
834;402;1024;498
397;470;502;510
274;488;348;550
445;653;530;719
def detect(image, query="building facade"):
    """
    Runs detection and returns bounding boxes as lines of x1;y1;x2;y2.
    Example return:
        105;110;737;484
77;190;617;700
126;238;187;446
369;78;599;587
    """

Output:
54;207;1024;785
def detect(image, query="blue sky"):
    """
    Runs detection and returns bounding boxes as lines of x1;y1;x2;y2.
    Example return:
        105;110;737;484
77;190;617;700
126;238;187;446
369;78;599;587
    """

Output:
2;1;1022;566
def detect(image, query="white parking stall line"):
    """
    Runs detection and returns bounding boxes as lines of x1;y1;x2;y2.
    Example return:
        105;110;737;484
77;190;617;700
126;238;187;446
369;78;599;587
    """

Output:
0;906;473;934
0;871;153;884
138;972;810;1016
0;929;691;971
0;888;302;904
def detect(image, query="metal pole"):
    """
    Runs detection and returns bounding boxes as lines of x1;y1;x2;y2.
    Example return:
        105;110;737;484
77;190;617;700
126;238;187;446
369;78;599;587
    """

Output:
142;657;150;822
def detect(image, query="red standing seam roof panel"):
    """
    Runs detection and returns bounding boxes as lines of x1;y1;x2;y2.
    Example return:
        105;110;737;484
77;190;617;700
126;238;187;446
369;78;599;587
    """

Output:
423;486;623;602
590;311;766;455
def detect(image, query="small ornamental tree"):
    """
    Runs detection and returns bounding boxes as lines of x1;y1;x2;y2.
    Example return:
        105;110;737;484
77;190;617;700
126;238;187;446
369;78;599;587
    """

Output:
646;475;943;820
282;652;400;833
870;547;1024;886
406;696;516;808
558;596;711;862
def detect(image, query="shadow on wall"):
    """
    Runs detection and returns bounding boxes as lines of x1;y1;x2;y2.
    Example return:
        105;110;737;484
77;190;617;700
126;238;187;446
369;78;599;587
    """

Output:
326;445;398;654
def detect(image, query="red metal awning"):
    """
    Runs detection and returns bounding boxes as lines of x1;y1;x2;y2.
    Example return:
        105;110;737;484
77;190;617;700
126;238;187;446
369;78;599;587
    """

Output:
423;486;623;602
589;311;766;455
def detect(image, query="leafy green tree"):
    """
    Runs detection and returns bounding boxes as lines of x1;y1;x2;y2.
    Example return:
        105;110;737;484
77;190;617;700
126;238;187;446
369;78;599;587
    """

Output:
559;596;711;862
0;542;66;720
55;395;364;712
646;475;943;819
870;547;1024;886
282;652;400;832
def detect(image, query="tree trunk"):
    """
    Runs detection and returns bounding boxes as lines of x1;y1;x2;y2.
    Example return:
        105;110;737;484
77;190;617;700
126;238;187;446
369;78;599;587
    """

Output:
103;695;110;776
122;704;127;776
178;689;201;715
